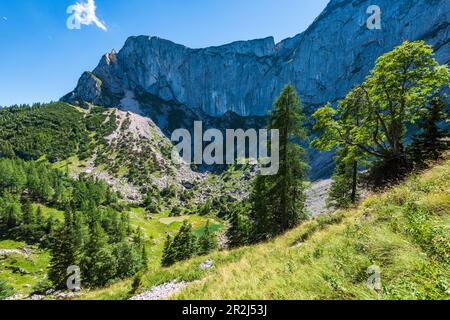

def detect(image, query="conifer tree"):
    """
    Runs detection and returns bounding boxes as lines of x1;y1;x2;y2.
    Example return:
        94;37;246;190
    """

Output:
198;220;218;255
171;221;197;261
264;84;308;234
409;97;449;167
250;175;272;241
141;245;148;271
161;221;197;266
161;235;175;267
48;209;80;289
5;202;22;229
80;222;117;287
226;206;252;248
0;279;14;300
21;199;35;225
36;206;43;227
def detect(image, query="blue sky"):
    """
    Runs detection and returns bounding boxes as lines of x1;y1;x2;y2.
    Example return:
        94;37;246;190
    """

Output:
0;0;329;106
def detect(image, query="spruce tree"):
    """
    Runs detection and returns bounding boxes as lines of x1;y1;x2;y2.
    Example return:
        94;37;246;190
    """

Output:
48;209;80;289
171;221;197;262
161;235;175;267
250;175;271;242
36;206;43;227
0;279;14;300
161;221;197;266
141;245;148;271
265;84;308;234
21;199;35;225
409;97;449;167
226;205;252;248
5;202;22;229
80;222;117;287
198;220;218;255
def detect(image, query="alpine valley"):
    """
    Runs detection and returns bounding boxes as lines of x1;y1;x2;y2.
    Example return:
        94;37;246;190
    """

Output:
0;0;448;301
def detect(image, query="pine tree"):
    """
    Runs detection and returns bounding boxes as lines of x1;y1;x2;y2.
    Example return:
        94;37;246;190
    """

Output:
226;206;252;248
161;221;197;266
250;175;272;242
171;221;197;261
409;97;449;168
5;202;22;229
161;235;175;267
21;198;35;225
80;222;117;287
141;245;148;271
48;209;80;289
36;206;43;227
198;220;218;255
265;84;308;234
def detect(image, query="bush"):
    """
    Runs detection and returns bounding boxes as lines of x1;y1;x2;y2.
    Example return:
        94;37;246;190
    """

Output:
130;273;143;295
32;278;53;294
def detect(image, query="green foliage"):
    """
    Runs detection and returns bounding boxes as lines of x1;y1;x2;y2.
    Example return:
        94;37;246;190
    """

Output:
313;40;449;188
0;103;90;162
162;221;198;267
80;222;117;288
198;220;218;255
0;278;14;299
226;204;252;248
48;210;80;289
264;84;308;233
162;219;219;266
130;272;143;295
32;278;53;295
408;97;449;168
227;85;309;248
250;175;272;242
0;156;145;290
161;235;176;267
327;148;361;209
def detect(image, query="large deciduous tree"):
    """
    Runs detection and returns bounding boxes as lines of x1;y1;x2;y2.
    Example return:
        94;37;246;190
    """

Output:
313;41;449;187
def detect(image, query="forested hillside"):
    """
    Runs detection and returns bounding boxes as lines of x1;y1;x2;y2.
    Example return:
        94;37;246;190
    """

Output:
78;157;449;300
0;40;448;301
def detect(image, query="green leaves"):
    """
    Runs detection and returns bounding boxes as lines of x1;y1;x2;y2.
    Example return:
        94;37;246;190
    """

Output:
313;40;449;162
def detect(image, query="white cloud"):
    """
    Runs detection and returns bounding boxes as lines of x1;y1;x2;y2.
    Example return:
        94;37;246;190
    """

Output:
67;0;107;31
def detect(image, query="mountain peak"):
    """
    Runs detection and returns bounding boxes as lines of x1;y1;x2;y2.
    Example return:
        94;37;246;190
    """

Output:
62;0;449;117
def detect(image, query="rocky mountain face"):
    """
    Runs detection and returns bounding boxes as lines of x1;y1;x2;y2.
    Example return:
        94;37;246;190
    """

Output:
63;0;449;117
61;0;449;180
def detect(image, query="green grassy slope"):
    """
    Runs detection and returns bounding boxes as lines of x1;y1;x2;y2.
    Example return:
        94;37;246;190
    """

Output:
83;158;449;300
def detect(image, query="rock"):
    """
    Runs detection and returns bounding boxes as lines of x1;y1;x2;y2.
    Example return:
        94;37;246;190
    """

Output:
200;259;214;270
182;181;195;190
54;291;82;299
129;281;188;301
5;294;26;301
21;248;32;255
63;0;449;118
0;249;24;256
18;268;30;275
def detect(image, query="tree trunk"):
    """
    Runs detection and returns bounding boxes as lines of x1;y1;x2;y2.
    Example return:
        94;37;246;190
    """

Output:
351;160;358;203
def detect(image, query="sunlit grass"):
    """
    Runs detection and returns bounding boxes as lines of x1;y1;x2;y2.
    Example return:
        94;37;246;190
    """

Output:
79;159;450;300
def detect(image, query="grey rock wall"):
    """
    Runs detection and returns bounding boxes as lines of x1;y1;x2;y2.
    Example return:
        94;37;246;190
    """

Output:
63;0;449;117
